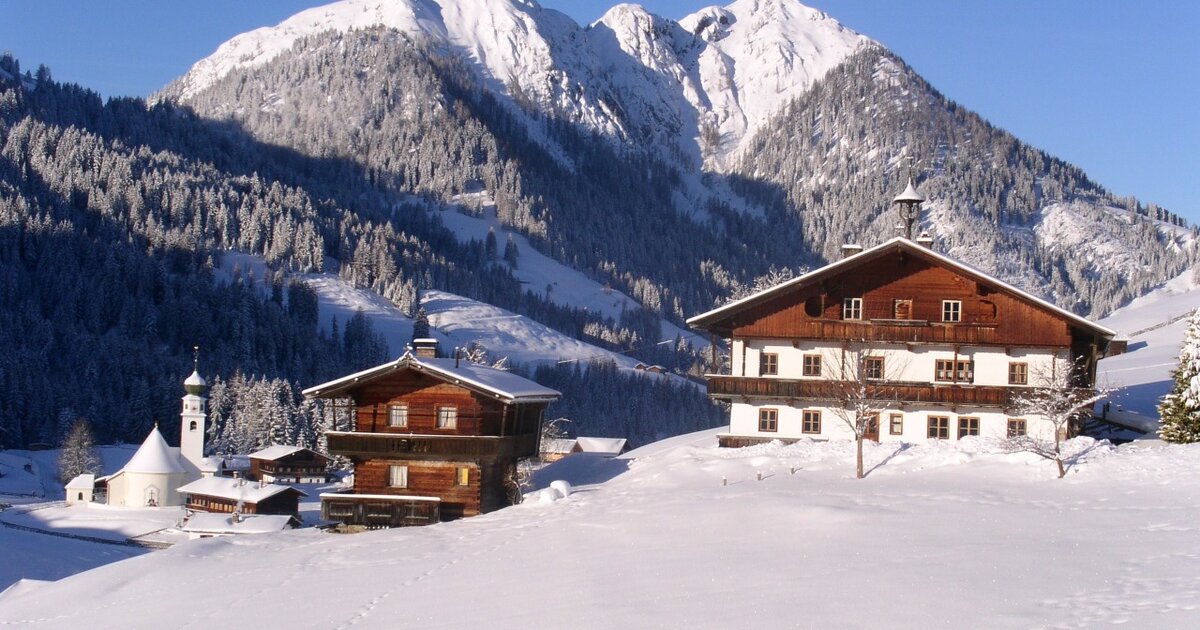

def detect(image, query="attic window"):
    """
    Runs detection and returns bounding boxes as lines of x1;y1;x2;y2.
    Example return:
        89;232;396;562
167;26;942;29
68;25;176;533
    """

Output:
388;404;408;428
843;297;863;320
436;406;458;429
942;300;962;322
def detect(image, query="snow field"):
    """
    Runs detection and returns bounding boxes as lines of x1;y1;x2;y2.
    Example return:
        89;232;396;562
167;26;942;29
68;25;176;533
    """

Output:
3;433;1200;628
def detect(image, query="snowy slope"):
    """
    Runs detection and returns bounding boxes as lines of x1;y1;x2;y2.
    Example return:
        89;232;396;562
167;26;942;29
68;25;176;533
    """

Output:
1097;268;1200;419
3;435;1200;628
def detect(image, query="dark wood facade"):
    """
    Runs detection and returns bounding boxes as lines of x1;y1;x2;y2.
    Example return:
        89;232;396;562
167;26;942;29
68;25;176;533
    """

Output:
250;448;331;483
185;487;303;518
306;356;558;528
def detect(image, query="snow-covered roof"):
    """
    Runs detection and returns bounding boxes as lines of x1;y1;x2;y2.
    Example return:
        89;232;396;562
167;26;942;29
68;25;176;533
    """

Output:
248;445;308;461
687;236;1118;340
177;477;305;503
121;427;187;475
181;513;292;535
541;438;577;454
184;370;207;390
302;353;561;403
65;474;95;490
575;437;628;456
197;457;224;473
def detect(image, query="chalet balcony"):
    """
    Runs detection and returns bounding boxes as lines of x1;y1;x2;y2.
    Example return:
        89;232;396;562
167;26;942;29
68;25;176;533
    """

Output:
326;431;539;461
320;492;440;529
705;375;1014;407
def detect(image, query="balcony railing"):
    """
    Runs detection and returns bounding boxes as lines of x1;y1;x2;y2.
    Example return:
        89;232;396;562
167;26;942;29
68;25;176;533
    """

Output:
705;375;1014;407
326;431;539;460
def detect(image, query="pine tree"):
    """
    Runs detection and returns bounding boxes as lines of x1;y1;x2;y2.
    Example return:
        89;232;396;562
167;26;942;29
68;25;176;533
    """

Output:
58;418;101;483
1158;309;1200;442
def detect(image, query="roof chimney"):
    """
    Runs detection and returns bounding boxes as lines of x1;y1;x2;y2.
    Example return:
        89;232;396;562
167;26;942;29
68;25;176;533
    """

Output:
413;338;439;359
915;232;934;249
841;244;863;259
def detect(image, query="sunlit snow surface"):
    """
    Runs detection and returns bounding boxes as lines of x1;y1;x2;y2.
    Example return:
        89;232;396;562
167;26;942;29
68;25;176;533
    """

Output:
3;433;1200;628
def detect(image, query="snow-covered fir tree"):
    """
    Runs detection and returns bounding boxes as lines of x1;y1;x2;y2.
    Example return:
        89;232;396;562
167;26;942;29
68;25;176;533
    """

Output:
57;418;101;483
1158;308;1200;443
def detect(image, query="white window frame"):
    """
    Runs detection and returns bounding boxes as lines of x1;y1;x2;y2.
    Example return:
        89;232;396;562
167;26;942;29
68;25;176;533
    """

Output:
942;300;962;322
436;406;458;429
843;297;863;320
388;404;408;428
388;464;408;488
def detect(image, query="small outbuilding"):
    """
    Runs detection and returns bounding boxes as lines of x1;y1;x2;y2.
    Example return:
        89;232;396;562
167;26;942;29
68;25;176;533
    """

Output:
64;474;96;505
180;512;294;539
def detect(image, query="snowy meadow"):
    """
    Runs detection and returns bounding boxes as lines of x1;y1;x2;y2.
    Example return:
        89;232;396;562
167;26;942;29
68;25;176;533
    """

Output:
2;431;1199;628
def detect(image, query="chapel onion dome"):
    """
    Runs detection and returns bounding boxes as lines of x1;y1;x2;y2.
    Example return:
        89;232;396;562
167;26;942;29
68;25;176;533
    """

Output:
892;178;924;205
184;370;207;395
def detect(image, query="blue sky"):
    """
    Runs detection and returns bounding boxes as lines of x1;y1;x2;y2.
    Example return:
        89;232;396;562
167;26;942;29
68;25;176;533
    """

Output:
1;0;1196;221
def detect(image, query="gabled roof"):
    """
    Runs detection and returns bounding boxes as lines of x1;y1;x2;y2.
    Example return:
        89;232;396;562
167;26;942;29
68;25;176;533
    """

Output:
575;437;628;456
248;445;320;462
177;476;306;503
65;474;95;490
181;513;292;535
302;353;561;403
686;237;1117;339
121;426;187;475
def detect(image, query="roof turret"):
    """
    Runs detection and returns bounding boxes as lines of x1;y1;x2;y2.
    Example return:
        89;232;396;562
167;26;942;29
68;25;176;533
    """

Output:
892;178;924;204
123;425;187;474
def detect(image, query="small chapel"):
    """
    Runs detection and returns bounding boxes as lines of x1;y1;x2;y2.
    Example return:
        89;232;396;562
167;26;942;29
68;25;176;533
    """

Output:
72;360;216;507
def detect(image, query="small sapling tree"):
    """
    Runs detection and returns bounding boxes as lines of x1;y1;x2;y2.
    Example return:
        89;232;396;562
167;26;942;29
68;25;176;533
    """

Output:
826;346;906;479
1010;356;1109;478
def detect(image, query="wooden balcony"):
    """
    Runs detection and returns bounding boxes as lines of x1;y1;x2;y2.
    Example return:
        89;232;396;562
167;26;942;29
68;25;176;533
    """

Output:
705;375;1014;407
326;431;539;461
320;493;440;529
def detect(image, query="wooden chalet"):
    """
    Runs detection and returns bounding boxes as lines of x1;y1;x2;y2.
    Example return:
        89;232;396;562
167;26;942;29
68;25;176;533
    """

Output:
248;445;332;484
177;476;305;518
303;348;560;529
687;226;1120;447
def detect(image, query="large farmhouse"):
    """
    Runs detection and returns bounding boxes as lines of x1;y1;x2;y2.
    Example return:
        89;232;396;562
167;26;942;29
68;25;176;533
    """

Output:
303;344;560;528
687;186;1118;447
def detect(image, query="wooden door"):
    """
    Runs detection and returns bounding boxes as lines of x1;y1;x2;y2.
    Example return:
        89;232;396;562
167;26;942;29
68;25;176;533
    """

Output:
863;415;879;442
893;299;913;320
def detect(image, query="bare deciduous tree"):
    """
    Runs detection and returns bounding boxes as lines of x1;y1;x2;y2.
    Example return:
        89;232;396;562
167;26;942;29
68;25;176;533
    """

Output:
826;346;907;479
1009;356;1110;478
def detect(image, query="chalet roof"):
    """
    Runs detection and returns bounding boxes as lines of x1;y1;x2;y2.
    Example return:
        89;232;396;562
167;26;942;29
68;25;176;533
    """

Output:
686;237;1117;340
121;426;187;475
181;513;292;535
301;353;561;403
575;437;628;456
541;438;577;454
177;476;306;503
248;445;320;462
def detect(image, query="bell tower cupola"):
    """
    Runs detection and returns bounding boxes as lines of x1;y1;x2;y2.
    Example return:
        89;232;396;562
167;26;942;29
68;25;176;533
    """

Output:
181;346;207;470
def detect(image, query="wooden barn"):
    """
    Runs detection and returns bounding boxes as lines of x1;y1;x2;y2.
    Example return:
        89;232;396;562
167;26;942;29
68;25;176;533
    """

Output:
686;183;1119;447
177;476;305;518
248;445;331;484
303;348;560;528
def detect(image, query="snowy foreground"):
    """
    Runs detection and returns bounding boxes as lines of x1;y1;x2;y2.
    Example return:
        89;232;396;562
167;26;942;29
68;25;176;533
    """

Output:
3;431;1199;628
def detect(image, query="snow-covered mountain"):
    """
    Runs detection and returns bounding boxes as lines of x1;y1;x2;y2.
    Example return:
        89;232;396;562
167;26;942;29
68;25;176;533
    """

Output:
167;0;867;166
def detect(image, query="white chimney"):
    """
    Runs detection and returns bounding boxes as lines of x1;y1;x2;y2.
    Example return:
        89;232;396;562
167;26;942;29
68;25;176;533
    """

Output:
841;244;863;258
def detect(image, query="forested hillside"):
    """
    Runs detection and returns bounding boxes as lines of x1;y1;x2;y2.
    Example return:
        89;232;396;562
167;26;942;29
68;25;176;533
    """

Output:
0;54;711;450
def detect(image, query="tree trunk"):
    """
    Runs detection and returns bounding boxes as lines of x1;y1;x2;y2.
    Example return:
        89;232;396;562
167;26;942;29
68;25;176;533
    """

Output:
856;435;865;479
1054;432;1066;478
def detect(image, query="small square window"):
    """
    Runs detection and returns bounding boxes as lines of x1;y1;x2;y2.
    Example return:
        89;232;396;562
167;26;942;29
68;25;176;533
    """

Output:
942;300;962;322
864;357;884;380
889;413;903;435
388;465;408;488
802;410;821;434
436;406;457;429
927;416;950;439
843;297;863;320
958;417;980;439
760;353;778;376
759;408;778;432
803;354;822;377
388;404;408;428
1007;419;1027;438
1008;362;1028;385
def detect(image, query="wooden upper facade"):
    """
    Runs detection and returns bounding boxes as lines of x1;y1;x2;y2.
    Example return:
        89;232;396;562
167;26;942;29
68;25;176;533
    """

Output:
688;237;1117;356
303;352;560;527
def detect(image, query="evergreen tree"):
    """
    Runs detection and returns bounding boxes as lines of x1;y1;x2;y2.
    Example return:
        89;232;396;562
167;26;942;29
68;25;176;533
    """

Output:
1159;308;1200;442
58;418;101;483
